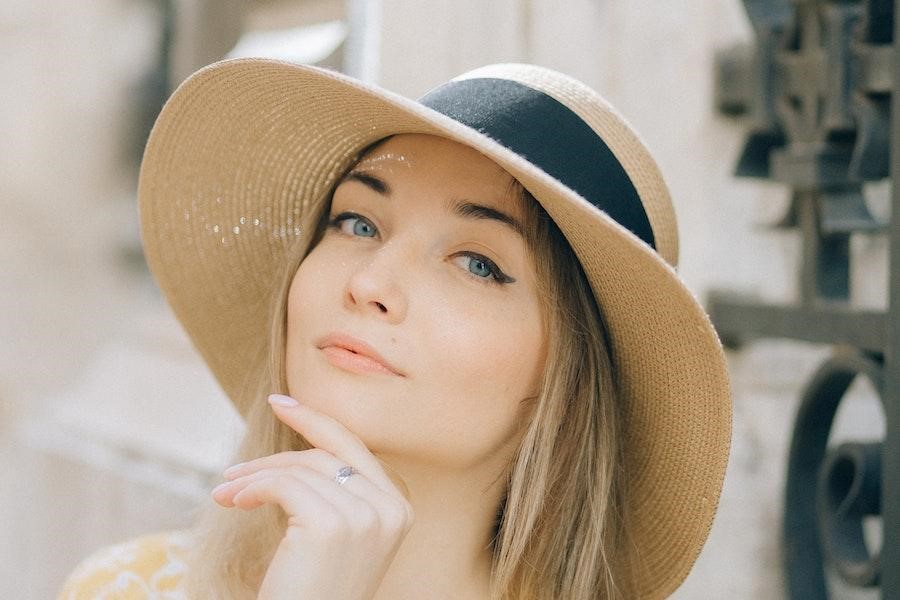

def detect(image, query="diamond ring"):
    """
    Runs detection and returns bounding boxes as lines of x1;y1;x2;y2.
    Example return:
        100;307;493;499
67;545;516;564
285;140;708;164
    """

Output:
334;465;357;486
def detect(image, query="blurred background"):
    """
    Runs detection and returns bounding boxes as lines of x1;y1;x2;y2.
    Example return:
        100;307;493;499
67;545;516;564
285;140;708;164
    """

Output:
1;1;890;598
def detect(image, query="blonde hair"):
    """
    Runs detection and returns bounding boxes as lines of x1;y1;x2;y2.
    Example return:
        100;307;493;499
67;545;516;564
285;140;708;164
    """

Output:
182;141;631;600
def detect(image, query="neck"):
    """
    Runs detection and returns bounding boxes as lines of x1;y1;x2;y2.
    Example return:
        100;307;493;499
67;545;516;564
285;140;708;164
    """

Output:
371;454;509;600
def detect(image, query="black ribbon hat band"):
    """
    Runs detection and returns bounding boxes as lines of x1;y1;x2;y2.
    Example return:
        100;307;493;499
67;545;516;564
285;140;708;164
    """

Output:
419;77;657;252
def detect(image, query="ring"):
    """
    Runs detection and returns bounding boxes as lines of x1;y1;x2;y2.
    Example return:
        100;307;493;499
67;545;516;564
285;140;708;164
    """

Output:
334;465;358;486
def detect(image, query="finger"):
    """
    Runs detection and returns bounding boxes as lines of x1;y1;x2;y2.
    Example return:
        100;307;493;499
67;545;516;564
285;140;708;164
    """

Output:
229;472;339;525
221;450;415;525
284;468;414;536
216;464;377;508
221;467;412;535
267;394;402;496
232;476;363;541
223;449;343;481
226;448;412;503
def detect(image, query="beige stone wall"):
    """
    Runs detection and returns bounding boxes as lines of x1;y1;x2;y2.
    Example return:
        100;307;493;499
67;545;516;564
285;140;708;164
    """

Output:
2;1;887;598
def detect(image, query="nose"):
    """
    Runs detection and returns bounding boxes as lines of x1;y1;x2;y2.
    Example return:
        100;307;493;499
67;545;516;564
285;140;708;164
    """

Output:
343;241;408;323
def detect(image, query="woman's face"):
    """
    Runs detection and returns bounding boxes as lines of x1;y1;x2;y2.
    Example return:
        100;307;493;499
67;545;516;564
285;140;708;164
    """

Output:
285;133;546;470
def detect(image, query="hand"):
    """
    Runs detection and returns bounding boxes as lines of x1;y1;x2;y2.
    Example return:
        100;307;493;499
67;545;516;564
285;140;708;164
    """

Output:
211;394;415;600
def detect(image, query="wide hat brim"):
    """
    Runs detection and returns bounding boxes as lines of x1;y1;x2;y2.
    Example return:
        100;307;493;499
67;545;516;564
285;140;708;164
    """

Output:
138;57;732;599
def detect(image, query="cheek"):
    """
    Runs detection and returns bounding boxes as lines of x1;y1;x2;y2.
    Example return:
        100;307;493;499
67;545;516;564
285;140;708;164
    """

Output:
287;258;318;340
444;306;542;393
285;247;342;378
287;241;348;323
420;293;545;450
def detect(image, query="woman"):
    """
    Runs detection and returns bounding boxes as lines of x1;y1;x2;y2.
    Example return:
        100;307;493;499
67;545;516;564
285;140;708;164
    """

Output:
59;60;732;599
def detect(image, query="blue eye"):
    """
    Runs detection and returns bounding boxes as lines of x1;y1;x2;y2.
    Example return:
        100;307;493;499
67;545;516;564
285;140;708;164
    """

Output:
453;253;516;285
351;218;376;237
467;256;492;278
329;212;378;238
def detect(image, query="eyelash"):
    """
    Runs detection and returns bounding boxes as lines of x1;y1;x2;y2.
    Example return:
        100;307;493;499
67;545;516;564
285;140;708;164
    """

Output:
326;211;515;285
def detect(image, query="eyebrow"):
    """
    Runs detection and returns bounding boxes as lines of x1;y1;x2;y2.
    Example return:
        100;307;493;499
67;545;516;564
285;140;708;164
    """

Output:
340;168;525;238
342;170;390;194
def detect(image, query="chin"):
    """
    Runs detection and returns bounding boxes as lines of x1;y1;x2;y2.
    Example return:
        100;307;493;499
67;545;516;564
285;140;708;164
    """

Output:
290;370;386;426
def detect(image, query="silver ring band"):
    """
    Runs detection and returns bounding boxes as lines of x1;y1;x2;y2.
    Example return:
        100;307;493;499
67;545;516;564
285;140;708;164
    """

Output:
334;465;357;486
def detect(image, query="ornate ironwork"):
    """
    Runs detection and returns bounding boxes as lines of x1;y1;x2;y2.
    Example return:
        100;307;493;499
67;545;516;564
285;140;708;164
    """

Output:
784;349;884;595
711;0;897;597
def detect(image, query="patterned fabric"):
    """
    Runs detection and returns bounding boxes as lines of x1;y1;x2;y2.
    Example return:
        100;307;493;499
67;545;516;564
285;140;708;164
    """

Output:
57;529;193;599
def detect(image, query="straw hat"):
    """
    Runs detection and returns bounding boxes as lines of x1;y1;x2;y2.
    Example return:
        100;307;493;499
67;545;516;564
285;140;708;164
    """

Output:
138;57;732;598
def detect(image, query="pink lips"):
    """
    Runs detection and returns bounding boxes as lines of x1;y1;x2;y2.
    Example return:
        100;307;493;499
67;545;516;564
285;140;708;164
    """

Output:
316;332;404;377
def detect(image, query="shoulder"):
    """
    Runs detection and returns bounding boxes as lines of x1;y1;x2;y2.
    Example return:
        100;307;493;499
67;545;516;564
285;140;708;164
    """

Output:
57;529;194;600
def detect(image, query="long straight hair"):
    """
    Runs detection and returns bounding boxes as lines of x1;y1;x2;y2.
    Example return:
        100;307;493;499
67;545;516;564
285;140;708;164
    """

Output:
181;141;632;599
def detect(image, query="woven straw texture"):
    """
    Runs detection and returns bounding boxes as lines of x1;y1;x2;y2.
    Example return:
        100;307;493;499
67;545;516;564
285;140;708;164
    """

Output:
138;58;732;599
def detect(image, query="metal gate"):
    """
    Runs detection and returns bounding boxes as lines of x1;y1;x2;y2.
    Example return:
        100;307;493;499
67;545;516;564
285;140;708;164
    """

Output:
710;0;898;597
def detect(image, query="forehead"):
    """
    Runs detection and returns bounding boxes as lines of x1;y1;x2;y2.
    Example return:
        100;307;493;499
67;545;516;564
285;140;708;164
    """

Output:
351;133;525;215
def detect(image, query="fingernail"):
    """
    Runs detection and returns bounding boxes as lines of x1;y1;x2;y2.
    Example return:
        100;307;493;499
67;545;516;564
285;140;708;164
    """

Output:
268;393;298;407
211;481;233;495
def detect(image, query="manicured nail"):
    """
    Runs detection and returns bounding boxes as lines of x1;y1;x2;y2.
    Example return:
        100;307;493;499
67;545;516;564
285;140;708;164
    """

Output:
211;481;233;495
268;394;298;407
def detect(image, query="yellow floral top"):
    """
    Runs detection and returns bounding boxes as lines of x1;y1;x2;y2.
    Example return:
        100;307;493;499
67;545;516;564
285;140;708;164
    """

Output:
57;529;193;599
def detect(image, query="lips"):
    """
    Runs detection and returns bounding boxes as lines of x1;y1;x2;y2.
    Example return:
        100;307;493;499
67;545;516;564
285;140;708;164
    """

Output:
315;332;405;377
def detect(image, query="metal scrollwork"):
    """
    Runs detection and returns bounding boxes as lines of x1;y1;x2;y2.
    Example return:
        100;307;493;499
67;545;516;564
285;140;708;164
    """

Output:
818;440;882;587
711;0;897;597
784;350;884;596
